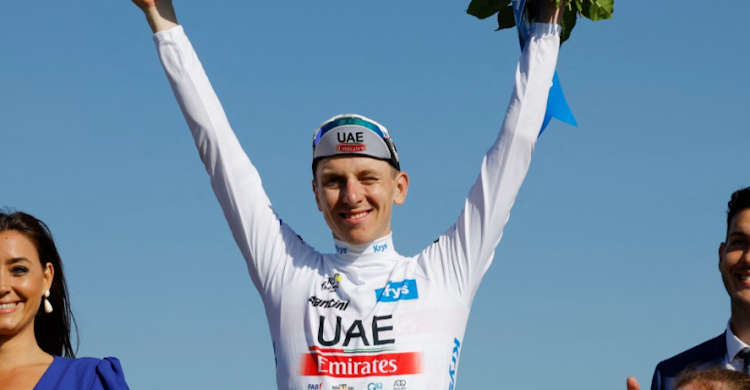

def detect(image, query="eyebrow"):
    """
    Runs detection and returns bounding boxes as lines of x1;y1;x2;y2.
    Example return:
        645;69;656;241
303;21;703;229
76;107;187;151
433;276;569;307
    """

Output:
357;169;382;176
4;257;31;265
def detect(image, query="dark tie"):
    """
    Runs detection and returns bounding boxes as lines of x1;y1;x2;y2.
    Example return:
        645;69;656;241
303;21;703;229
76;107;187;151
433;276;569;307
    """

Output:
738;349;750;375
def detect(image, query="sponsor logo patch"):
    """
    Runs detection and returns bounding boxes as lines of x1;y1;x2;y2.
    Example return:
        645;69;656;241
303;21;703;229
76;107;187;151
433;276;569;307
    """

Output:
336;132;366;154
336;144;366;153
321;274;343;292
308;384;323;390
309;296;350;311
375;279;418;302
367;383;383;390
301;346;421;378
448;338;461;390
305;315;420;378
393;379;407;390
332;385;353;390
317;315;395;347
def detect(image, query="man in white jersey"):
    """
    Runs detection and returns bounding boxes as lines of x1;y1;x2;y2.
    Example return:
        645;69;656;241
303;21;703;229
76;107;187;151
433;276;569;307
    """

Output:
129;0;565;388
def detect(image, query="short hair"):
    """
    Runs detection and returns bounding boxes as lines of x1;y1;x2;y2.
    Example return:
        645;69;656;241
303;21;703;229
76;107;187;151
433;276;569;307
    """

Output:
727;187;750;240
0;209;79;357
675;367;750;390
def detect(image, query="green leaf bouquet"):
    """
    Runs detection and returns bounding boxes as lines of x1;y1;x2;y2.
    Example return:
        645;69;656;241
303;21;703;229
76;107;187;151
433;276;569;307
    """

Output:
467;0;614;43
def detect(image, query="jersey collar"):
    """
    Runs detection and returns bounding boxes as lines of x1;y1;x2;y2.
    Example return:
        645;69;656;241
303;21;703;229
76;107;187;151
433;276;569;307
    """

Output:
333;234;396;260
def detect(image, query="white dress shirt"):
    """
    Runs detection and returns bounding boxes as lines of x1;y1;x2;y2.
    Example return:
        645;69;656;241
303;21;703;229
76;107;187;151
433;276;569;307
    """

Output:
724;320;750;371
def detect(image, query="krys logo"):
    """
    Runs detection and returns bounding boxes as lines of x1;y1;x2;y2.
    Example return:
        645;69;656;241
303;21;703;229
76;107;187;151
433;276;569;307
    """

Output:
375;279;418;302
336;132;366;153
321;274;343;292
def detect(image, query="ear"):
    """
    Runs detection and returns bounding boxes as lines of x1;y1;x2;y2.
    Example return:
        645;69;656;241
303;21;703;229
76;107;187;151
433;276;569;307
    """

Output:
43;262;55;293
719;242;726;271
393;171;410;206
312;179;322;212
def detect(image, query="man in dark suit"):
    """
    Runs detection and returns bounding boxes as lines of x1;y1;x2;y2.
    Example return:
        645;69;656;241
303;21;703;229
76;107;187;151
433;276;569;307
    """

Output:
642;186;750;390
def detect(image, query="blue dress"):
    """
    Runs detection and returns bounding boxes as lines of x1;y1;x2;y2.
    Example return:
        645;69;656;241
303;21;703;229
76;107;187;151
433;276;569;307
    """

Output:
34;356;129;390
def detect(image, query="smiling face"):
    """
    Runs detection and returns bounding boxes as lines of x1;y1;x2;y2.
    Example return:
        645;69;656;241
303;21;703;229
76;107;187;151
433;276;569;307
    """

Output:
313;156;409;245
719;209;750;314
0;230;53;339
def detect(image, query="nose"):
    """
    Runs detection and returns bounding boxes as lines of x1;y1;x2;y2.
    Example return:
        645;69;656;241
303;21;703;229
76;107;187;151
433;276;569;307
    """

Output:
342;179;363;205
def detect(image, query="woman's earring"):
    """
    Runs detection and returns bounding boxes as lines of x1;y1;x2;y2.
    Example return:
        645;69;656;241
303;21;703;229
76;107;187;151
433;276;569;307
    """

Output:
44;290;53;314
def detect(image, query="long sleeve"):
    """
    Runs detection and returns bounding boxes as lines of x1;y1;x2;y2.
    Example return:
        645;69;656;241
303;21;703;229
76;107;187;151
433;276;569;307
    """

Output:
153;26;315;295
418;23;561;306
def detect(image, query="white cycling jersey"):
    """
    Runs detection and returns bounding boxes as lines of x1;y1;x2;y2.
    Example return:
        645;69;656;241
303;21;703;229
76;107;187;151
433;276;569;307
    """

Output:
153;23;560;390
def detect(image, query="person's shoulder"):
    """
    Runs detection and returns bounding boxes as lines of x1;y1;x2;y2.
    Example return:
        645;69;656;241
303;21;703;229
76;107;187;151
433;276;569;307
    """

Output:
655;333;726;377
44;356;129;390
54;355;121;369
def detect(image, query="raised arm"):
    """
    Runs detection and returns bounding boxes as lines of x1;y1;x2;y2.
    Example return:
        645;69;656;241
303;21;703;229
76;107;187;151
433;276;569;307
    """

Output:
129;2;314;296
418;0;564;305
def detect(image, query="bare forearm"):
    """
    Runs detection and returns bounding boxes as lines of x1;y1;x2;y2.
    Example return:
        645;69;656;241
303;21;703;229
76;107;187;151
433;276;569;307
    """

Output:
143;0;178;33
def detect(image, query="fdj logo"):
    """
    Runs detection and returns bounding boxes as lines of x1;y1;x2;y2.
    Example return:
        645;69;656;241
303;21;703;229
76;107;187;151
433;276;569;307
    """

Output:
375;279;418;302
321;274;343;292
308;384;323;390
367;383;383;390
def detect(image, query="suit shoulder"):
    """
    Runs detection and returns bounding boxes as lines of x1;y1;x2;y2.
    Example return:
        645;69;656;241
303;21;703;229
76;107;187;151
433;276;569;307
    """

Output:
655;334;725;377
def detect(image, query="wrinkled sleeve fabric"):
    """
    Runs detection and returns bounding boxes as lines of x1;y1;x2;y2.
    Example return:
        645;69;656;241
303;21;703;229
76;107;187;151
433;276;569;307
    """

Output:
33;356;129;390
418;23;561;306
153;26;313;295
90;357;129;390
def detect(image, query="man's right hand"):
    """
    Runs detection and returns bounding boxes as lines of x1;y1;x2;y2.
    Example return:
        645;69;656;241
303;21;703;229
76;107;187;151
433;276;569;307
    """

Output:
129;0;178;33
627;377;641;390
130;0;159;12
536;0;565;25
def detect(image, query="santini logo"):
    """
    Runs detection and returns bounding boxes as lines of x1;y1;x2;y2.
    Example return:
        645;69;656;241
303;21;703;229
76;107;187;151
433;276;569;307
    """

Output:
309;296;350;311
375;279;418;302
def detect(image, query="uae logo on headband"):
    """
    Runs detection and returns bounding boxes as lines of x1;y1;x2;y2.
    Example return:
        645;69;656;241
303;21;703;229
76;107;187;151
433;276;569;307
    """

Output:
336;132;367;153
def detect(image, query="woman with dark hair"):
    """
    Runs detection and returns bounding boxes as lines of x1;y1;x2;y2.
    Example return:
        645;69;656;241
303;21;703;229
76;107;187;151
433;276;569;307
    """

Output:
0;210;129;389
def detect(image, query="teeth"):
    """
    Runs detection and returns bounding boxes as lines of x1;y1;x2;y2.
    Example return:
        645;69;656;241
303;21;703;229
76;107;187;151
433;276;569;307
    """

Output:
347;211;369;219
0;303;17;310
741;275;750;281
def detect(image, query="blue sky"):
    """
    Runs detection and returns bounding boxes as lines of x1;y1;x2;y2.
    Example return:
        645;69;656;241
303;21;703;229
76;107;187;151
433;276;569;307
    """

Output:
2;1;749;389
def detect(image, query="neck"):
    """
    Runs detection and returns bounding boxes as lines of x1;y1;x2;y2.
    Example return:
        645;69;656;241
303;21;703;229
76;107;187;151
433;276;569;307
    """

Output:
333;234;396;258
730;304;750;344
